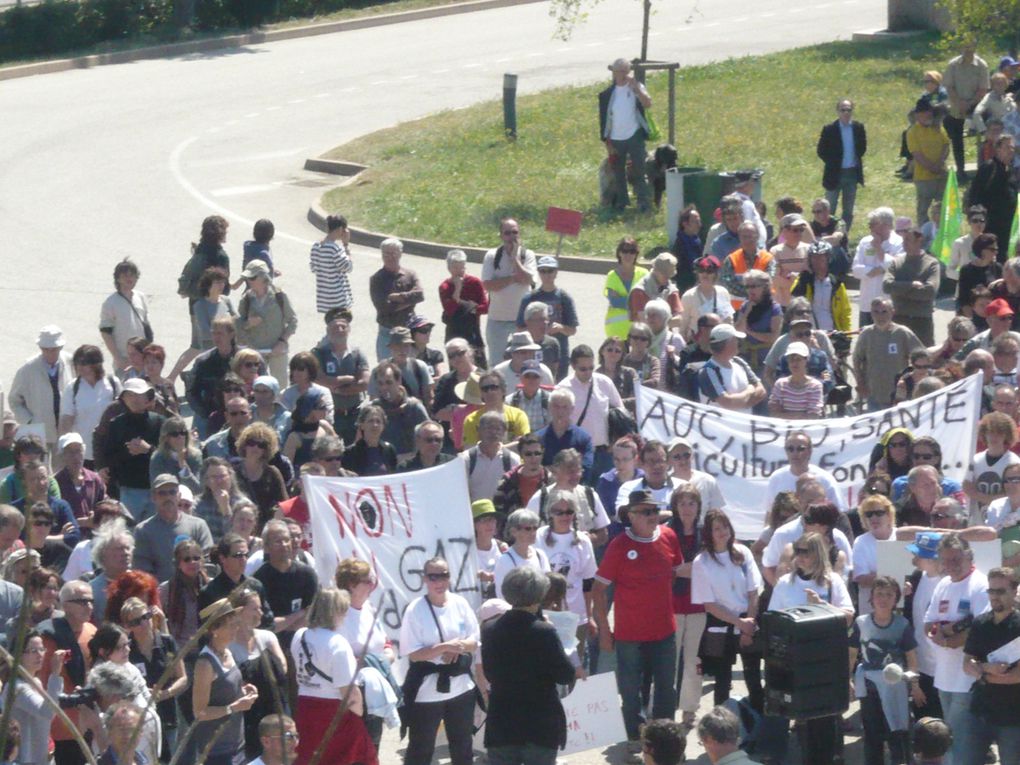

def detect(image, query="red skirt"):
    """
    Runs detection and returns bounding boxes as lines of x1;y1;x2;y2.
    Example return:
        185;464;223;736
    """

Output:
294;695;379;765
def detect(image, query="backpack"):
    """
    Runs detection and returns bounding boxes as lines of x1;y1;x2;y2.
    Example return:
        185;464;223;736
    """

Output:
468;446;513;475
72;374;121;404
676;359;708;401
239;290;287;322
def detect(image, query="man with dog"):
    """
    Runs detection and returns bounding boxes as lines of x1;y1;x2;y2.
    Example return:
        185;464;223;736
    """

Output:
598;57;653;213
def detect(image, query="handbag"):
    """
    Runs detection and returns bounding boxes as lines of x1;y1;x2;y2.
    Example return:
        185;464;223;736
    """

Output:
119;292;154;343
607;405;638;441
699;624;731;659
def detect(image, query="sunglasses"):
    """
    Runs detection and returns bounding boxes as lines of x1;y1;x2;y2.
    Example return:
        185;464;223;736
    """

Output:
913;452;936;460
631;508;659;517
863;510;888;519
127;611;154;628
619;248;639;255
551;509;576;517
793;546;811;555
671;452;692;460
168;431;188;437
516;525;538;532
523;450;544;457
448;350;468;359
322;455;344;462
425;572;450;581
67;598;94;606
246;440;269;449
480;384;502;392
988;587;1013;596
422;436;444;444
181;556;203;564
31;520;50;527
227;410;249;417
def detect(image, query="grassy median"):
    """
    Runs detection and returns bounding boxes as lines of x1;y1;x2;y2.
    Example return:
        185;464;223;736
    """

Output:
322;33;954;257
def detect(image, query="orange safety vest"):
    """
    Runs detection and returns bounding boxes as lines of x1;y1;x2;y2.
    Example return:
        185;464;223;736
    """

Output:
727;248;774;310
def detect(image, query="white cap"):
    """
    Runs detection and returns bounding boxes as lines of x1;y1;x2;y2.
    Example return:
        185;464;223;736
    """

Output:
57;432;84;451
710;324;745;343
785;341;810;358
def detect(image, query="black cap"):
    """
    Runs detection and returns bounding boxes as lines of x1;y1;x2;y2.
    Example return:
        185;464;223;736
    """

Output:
324;307;353;324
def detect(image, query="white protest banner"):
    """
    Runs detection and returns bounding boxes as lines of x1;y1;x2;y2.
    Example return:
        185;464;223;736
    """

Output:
636;375;982;538
305;459;479;641
561;673;628;755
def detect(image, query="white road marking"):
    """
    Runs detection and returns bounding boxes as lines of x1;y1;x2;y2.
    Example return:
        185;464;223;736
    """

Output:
189;147;308;167
495;57;512;63
168;136;315;246
288;98;306;104
244;112;260;119
315;92;330;98
462;63;482;68
266;105;282;111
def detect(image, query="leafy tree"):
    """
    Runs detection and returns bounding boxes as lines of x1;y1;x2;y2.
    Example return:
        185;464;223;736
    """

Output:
938;0;1020;54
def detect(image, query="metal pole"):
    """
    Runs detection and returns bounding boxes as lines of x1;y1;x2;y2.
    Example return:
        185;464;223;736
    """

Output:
503;73;518;141
668;68;676;146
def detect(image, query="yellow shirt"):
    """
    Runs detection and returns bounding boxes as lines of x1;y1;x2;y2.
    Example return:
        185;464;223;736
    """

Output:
461;405;530;447
906;123;950;181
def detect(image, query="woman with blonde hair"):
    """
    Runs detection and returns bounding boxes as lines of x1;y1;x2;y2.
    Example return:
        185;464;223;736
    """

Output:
291;588;376;765
235;422;288;530
852;494;897;615
230;348;264;397
148;416;202;493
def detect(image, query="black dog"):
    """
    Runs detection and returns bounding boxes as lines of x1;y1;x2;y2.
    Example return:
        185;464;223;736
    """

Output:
646;143;678;209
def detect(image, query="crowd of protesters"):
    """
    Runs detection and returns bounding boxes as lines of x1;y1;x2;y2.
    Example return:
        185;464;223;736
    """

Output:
2;45;1020;765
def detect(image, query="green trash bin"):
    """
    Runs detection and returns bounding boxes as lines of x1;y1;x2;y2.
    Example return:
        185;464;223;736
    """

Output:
683;172;737;240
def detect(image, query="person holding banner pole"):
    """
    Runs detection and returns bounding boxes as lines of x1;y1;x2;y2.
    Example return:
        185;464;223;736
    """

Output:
399;557;480;765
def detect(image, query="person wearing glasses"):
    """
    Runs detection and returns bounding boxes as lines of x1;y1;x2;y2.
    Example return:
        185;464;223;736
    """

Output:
235;423;288;530
158;539;209;648
622;321;661;388
493;509;551;598
282;390;338;471
396;420;454;473
958;234;1003;316
39;580;96;765
593;489;683;752
852;296;924;411
678;257;734;343
148;417;202;495
120;596;187;759
134;474;213;584
400;557;479;765
964;412;1020;524
605;236;649;339
249;713;299;765
816;99;867;231
890;437;963;504
851;495;898;615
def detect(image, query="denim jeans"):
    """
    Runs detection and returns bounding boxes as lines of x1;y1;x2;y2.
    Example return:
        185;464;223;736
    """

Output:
968;715;1020;765
118;486;152;521
825;168;860;230
615;634;677;740
487;743;558;765
939;688;980;765
376;325;394;364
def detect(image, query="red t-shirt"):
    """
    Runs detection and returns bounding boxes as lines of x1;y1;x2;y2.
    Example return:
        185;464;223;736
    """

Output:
517;472;543;508
596;526;682;642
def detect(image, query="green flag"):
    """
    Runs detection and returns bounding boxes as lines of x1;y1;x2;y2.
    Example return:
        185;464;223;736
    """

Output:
931;167;962;265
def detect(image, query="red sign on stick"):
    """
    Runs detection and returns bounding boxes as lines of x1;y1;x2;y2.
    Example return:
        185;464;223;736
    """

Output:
545;207;583;237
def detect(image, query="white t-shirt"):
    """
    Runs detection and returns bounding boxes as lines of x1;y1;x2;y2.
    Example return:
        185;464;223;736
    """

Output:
525;485;611;532
767;572;853;611
338;603;387;657
481;246;537;321
967;450;1020;521
764;465;846;512
675;470;726;513
985;495;1020;530
923;569;990;693
399;593;479;703
476;538;502;579
912;570;941;677
492;546;551;601
699;359;750;407
63;539;93;582
290;626;357;700
556;373;623;448
615;476;682;513
761;516;853;573
535;528;597;623
691;544;762;616
608;84;641;140
851;531;888;616
59;375;119;459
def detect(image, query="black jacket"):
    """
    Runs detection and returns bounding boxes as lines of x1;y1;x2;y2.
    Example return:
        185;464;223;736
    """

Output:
481;609;576;750
816;119;867;190
104;410;165;489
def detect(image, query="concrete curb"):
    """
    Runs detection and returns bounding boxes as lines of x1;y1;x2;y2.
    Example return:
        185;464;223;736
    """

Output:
0;0;545;82
305;158;618;275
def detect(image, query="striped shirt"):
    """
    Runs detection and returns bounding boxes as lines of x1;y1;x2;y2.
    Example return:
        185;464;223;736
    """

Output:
309;239;353;313
768;376;824;417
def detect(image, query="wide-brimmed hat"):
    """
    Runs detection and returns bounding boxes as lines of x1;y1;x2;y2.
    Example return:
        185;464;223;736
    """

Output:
472;499;501;521
387;327;415;346
454;372;485;406
241;259;271;280
199;597;243;624
506;331;540;353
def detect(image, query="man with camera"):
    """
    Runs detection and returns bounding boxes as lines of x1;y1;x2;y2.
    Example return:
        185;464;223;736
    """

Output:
40;580;98;765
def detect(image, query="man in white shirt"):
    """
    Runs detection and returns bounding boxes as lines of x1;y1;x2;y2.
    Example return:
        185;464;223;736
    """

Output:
557;345;623;479
616;440;680;518
598;57;653;212
482;218;537;367
697;324;766;412
461;411;520;502
764;430;846;513
923;534;990;765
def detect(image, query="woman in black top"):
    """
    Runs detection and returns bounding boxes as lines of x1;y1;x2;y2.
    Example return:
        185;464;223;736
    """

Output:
969;135;1019;261
342;405;397;476
958;233;1003;312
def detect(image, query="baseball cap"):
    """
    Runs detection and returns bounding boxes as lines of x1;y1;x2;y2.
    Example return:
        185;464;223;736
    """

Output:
710;324;746;343
906;531;942;560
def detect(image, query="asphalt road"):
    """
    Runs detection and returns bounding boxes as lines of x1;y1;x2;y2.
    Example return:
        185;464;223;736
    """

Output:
0;0;889;383
2;1;896;761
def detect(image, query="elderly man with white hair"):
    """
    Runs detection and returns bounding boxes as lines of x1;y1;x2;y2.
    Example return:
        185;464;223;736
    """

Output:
369;237;424;362
630;252;683;320
852;207;903;326
643;298;686;390
10;325;74;459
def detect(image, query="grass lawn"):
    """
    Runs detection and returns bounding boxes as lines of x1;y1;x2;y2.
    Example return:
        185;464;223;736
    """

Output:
322;33;953;258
